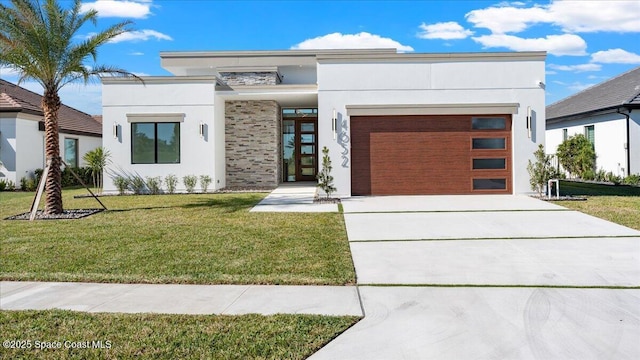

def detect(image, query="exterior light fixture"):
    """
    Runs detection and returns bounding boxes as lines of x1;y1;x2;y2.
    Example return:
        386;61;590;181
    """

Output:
199;122;205;138
332;109;337;140
113;122;119;139
526;106;532;139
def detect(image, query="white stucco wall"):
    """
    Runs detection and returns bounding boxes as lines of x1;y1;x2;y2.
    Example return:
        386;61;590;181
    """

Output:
102;77;218;193
317;59;546;196
546;112;631;176
0;113;102;184
630;113;640;175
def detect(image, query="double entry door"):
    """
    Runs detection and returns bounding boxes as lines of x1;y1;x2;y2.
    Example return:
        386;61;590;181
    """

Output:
283;119;317;182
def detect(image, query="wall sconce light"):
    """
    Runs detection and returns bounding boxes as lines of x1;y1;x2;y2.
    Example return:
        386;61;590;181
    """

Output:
199;122;205;138
112;122;119;139
332;109;337;140
526;106;532;139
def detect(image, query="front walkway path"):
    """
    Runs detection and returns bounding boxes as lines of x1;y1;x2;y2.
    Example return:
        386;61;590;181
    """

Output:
250;182;338;212
0;282;362;316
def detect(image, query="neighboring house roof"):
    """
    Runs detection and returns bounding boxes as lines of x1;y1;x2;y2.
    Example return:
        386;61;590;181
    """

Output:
546;66;640;122
0;79;101;137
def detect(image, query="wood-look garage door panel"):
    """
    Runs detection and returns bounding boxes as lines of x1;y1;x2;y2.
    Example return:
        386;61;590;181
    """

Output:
369;132;471;194
351;115;512;195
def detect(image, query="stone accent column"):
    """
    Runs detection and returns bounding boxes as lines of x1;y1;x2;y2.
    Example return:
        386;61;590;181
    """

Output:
225;100;281;187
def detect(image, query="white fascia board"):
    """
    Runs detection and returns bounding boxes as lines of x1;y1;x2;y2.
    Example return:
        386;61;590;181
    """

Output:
318;51;547;63
346;103;520;116
102;76;217;85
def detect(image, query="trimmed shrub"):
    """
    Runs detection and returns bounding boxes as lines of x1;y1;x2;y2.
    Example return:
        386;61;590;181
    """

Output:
146;176;163;195
113;176;129;195
199;175;212;193
129;176;147;195
165;174;178;194
183;175;197;193
0;178;16;191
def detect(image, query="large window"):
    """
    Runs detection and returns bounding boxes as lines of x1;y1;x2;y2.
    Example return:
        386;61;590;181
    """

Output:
64;138;78;168
132;123;180;164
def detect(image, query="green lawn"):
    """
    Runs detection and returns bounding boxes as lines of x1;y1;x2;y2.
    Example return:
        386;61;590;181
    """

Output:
553;196;640;231
0;310;359;359
0;190;355;285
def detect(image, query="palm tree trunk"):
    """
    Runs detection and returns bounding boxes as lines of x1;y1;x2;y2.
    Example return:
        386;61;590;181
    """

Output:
42;89;63;214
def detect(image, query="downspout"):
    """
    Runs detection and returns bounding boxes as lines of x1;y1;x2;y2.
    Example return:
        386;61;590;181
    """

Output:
617;108;631;176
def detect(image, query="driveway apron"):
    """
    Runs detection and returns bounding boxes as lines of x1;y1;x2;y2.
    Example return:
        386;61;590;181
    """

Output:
310;195;640;359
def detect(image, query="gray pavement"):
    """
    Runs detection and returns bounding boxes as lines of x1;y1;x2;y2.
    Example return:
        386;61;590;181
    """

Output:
313;195;640;359
0;282;362;316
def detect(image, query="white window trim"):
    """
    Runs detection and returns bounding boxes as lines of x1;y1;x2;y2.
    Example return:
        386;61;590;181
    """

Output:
126;113;185;123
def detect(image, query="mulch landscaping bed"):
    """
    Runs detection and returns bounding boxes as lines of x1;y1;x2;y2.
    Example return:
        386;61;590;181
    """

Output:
5;209;104;220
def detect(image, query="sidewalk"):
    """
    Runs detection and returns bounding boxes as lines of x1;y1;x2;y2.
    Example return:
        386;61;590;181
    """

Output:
0;281;362;316
250;182;338;212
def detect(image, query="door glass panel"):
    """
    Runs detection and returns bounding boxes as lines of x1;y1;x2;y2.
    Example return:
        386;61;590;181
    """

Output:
283;120;296;181
301;123;315;132
301;134;315;144
301;156;314;166
301;168;315;176
300;145;315;155
472;117;506;130
473;178;506;190
472;138;505;149
473;158;506;169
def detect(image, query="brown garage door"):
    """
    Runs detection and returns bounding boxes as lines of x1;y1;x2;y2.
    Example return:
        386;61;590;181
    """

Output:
351;115;512;195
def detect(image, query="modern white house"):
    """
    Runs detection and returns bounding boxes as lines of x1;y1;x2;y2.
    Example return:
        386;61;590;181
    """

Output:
0;79;102;185
102;49;546;196
546;66;640;177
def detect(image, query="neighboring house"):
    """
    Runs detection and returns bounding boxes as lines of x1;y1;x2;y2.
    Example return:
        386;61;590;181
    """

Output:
102;49;546;196
546;66;640;177
0;79;102;184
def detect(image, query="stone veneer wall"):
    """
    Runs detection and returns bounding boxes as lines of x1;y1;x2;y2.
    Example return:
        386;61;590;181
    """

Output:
225;100;281;187
219;72;280;86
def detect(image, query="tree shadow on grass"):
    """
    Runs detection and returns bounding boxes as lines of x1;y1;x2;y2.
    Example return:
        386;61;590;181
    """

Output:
180;195;263;213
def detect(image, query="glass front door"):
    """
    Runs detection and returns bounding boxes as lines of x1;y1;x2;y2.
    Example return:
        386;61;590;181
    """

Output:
282;110;318;182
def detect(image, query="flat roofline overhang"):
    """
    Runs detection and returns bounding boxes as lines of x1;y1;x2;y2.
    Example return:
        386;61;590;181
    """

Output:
216;84;318;107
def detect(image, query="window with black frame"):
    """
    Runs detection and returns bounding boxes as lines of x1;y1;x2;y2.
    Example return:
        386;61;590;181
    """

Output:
131;122;180;164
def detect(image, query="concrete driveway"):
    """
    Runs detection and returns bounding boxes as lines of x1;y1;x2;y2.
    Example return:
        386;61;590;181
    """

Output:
310;195;640;359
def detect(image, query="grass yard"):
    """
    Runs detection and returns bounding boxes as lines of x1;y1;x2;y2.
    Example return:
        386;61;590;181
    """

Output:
553;196;640;231
0;190;355;285
0;310;359;359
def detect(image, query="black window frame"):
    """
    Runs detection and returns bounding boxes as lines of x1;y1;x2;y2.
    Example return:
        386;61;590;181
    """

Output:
64;137;79;168
131;122;181;164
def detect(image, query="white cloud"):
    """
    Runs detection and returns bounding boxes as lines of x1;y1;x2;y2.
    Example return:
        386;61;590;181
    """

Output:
472;33;587;56
417;22;473;40
465;1;640;34
110;29;172;43
591;48;640;64
466;5;549;34
291;32;414;52
0;65;22;77
548;63;601;72
81;0;152;19
129;51;145;56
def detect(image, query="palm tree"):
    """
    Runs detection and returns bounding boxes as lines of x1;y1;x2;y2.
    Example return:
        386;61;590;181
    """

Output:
0;0;137;214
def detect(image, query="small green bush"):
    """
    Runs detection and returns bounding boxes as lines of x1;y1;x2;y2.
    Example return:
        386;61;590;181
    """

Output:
199;175;212;193
146;176;163;195
623;174;640;186
183;175;197;193
113;176;129;195
556;134;596;179
165;174;178;194
129;176;147;195
0;178;16;191
20;176;36;191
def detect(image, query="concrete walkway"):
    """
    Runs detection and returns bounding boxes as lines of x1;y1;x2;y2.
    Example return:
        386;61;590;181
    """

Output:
310;195;640;359
250;182;338;212
0;282;362;316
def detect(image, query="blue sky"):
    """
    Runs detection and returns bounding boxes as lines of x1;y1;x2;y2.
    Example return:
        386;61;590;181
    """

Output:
1;0;640;115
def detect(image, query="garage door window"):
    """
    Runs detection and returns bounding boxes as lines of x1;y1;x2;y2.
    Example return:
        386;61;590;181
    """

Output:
473;178;506;190
473;158;506;170
472;138;506;149
472;117;506;130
